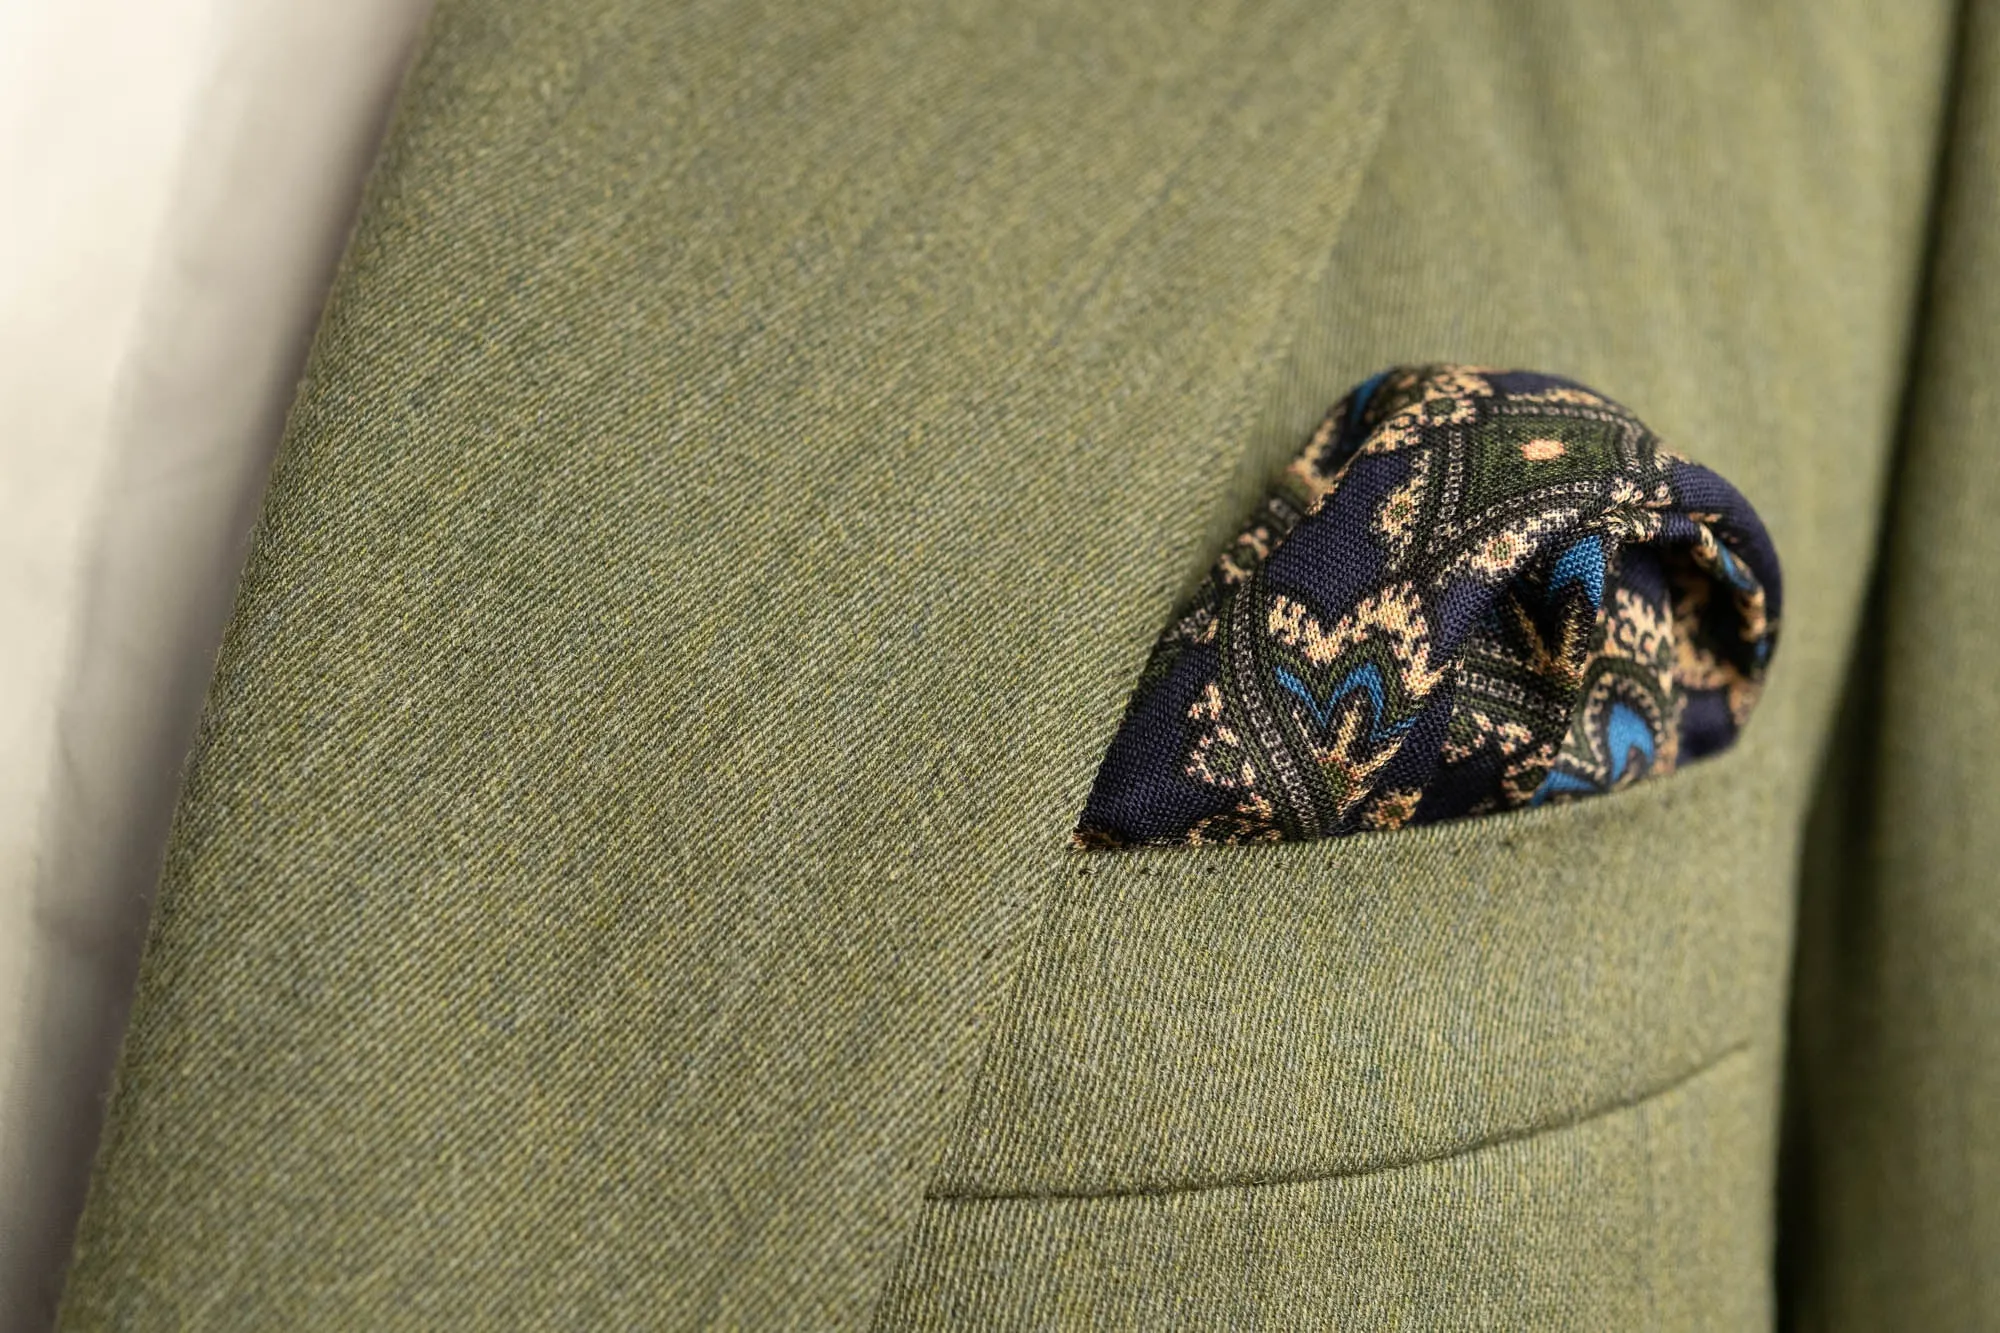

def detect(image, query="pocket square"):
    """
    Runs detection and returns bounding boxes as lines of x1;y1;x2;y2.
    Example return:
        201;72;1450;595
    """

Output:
1075;365;1781;849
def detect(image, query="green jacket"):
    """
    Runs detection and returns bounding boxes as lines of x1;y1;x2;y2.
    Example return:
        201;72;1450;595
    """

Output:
57;0;2000;1325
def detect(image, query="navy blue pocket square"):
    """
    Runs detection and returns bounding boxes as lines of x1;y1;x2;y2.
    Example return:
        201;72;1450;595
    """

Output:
1075;365;1781;849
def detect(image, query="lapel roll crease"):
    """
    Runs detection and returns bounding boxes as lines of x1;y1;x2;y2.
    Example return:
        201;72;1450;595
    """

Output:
58;0;1413;1326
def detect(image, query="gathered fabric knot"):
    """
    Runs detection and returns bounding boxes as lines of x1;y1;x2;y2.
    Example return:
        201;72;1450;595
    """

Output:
1075;365;1782;850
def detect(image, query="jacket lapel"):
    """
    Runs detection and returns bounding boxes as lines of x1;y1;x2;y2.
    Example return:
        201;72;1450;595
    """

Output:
64;1;1413;1325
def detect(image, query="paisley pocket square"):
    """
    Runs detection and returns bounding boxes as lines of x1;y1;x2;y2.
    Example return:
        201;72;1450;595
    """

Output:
1075;365;1781;850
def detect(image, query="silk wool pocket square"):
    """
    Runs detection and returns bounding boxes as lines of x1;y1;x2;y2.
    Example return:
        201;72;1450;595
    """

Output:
1076;365;1782;850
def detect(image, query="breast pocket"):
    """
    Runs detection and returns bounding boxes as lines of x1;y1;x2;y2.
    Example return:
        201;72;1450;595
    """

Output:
873;745;1792;1329
929;738;1789;1202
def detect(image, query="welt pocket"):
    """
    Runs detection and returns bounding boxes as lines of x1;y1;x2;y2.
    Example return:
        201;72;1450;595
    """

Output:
928;744;1791;1201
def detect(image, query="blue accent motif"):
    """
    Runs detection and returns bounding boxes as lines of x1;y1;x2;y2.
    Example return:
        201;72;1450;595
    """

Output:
1547;534;1606;608
1530;769;1598;806
1274;663;1415;743
1347;370;1390;430
1605;701;1655;781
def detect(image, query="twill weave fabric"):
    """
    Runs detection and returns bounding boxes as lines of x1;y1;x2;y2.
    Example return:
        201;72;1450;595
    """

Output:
1078;366;1781;848
52;0;1999;1327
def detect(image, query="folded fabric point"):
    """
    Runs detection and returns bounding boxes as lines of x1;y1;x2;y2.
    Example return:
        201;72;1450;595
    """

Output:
1075;364;1782;849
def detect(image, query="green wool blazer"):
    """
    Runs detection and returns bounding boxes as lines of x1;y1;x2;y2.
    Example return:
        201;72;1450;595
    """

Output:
56;0;2000;1326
